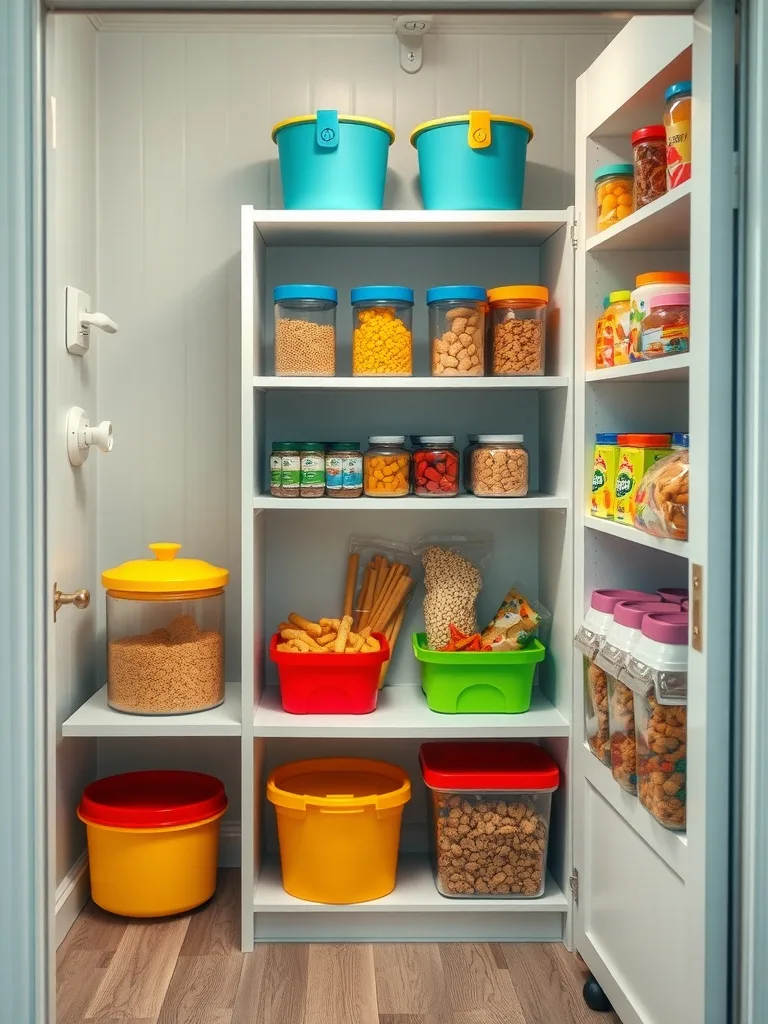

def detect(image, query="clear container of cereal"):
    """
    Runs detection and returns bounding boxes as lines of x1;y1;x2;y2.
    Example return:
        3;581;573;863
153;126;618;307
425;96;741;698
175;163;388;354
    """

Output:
351;286;414;376
574;589;658;765
102;543;228;715
270;442;300;498
488;286;547;376
274;284;337;377
427;286;486;377
364;436;411;497
420;741;559;898
412;436;459;496
595;600;667;794
623;611;689;831
470;435;529;497
632;125;667;210
594;164;634;232
324;441;363;499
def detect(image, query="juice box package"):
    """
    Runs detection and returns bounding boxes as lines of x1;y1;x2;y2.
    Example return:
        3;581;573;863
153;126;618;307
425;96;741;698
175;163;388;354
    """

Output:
614;434;672;523
591;434;620;518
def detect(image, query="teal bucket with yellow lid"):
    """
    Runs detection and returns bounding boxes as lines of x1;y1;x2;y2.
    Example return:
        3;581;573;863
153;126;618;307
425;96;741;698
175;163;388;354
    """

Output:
272;110;395;210
410;111;533;210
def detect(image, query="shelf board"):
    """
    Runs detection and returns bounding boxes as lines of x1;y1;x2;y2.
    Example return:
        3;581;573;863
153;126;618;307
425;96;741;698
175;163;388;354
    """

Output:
251;209;570;247
254;855;568;913
61;683;242;737
254;685;568;739
585;353;690;383
586;181;691;252
253;493;569;511
581;745;687;880
254;375;569;391
585;515;688;557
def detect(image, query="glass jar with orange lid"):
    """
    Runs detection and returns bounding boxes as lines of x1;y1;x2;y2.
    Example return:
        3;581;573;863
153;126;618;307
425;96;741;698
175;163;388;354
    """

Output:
488;285;547;376
594;164;634;232
664;81;692;188
629;271;690;359
102;543;228;715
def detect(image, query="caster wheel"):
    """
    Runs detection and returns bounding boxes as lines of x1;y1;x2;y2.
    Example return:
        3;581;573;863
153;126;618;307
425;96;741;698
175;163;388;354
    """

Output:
583;974;614;1013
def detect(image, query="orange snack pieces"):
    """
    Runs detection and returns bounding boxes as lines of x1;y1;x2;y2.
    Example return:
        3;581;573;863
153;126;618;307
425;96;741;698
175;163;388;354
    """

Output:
363;437;411;498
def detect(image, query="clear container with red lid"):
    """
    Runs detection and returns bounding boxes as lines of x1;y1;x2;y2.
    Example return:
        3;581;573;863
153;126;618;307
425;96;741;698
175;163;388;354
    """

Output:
632;125;667;210
412;436;459;497
420;741;559;899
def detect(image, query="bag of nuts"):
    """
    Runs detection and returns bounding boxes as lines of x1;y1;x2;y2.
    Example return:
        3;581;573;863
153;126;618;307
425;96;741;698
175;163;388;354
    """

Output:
632;449;689;540
414;535;490;651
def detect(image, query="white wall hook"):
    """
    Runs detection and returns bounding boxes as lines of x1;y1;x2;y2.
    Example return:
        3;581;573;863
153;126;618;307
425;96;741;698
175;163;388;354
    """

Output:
66;406;113;467
66;286;119;356
395;15;432;74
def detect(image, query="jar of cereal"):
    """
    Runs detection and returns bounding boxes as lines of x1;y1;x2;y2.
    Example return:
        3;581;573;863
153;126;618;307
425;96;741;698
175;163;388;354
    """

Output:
274;284;337;376
594;164;634;232
469;435;529;497
427;286;486;377
488;286;547;376
364;437;410;497
352;287;414;376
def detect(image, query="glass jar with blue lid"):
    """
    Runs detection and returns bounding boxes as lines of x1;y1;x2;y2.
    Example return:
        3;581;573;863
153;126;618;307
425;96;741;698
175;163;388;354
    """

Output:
351;286;414;376
274;284;337;377
427;285;486;377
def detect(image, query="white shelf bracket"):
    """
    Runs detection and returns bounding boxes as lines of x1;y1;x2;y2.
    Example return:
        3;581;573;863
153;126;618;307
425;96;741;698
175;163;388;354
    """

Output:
394;15;432;74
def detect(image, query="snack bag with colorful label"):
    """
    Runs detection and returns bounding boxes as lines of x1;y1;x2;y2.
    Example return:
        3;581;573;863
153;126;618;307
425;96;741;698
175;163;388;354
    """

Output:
481;586;549;651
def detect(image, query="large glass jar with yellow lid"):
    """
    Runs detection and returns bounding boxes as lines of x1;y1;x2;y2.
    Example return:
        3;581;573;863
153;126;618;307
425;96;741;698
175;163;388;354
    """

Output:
352;286;414;376
102;543;228;715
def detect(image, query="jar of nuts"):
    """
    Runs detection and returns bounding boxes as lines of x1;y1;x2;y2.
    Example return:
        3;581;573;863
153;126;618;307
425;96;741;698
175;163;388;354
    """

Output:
351;286;414;376
470;435;529;497
102;543;228;715
427;285;486;377
364;436;410;497
624;611;689;831
420;741;559;899
274;284;337;376
488;286;548;376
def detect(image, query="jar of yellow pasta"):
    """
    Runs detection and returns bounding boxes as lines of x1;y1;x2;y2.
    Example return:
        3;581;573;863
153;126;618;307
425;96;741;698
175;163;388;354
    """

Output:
352;286;414;376
364;436;411;497
594;164;634;233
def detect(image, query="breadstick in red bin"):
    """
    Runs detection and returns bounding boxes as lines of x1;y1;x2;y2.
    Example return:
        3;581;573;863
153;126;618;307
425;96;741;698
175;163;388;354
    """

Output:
334;614;353;653
288;613;323;638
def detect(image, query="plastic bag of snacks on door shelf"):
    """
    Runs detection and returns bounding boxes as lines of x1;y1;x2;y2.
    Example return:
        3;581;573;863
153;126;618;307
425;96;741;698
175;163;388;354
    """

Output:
480;586;550;652
633;446;689;540
413;534;491;651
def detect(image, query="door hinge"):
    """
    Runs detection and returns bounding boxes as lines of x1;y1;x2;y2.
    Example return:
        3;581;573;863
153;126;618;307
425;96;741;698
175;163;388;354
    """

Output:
569;220;579;249
569;869;579;904
691;564;703;652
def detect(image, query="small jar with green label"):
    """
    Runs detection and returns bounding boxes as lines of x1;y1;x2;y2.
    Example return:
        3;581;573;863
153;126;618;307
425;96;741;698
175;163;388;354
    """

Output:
300;443;326;498
270;443;300;498
325;442;363;498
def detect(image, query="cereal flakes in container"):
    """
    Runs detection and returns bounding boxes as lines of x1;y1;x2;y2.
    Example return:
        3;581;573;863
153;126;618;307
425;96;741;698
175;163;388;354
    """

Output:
595;600;669;794
470;435;529;497
427;285;486;377
594;164;634;232
632;126;667;210
102;543;228;715
420;741;560;898
574;589;659;765
352;286;414;376
274;285;337;376
622;611;689;831
488;286;548;376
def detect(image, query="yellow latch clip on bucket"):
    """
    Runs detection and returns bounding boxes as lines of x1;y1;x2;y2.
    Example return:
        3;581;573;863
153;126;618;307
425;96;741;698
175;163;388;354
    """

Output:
468;110;492;150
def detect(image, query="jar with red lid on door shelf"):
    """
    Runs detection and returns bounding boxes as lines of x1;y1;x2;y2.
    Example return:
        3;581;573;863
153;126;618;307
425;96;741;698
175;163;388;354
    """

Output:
412;436;459;497
594;164;634;232
488;286;547;376
427;286;486;377
469;435;529;497
632;126;667;210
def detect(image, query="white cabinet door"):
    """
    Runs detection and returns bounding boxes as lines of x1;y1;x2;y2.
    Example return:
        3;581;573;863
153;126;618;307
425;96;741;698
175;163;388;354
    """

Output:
572;6;736;1024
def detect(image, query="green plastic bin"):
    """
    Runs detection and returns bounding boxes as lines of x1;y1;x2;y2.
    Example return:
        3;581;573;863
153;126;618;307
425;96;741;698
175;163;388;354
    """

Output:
412;633;545;714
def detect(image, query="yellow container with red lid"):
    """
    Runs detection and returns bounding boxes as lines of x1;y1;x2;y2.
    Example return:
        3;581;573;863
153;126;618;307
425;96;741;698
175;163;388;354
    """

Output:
488;285;548;376
103;544;228;715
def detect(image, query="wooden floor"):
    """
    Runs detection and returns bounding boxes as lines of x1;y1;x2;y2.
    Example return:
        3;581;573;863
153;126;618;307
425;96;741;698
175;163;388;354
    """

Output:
57;870;619;1024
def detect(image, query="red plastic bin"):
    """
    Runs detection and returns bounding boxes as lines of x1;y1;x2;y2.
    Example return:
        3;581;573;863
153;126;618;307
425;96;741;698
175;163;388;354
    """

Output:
269;632;390;714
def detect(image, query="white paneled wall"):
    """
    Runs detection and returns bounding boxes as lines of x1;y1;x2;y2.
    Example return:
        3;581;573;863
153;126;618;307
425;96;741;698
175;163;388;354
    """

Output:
94;12;618;678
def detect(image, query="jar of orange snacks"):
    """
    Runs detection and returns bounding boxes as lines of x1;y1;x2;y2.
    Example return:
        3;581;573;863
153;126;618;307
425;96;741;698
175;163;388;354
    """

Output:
594;164;634;232
364;436;411;497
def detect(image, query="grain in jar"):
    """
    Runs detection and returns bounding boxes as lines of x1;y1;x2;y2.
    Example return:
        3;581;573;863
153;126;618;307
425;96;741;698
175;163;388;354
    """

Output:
274;285;337;376
488;286;547;376
352;286;414;376
325;441;363;498
300;443;326;497
364;436;410;496
594;164;634;232
102;543;228;715
469;435;529;497
427;285;486;377
270;442;300;498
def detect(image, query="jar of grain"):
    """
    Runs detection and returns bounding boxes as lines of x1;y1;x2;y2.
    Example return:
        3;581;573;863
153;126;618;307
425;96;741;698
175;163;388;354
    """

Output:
488;286;547;376
469;435;529;496
102;543;228;715
300;443;326;497
270;442;300;498
427;285;486;377
274;284;337;376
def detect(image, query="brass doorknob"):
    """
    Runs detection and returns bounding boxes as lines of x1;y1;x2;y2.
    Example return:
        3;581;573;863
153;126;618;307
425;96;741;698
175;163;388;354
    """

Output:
53;584;91;622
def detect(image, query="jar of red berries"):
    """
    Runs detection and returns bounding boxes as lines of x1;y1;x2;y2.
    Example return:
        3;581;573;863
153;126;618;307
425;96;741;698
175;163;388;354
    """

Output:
412;436;459;497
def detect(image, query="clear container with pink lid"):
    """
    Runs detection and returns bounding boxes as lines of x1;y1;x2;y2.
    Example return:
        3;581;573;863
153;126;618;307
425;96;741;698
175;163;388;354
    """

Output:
595;600;667;794
622;611;688;831
657;587;688;604
574;589;659;766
